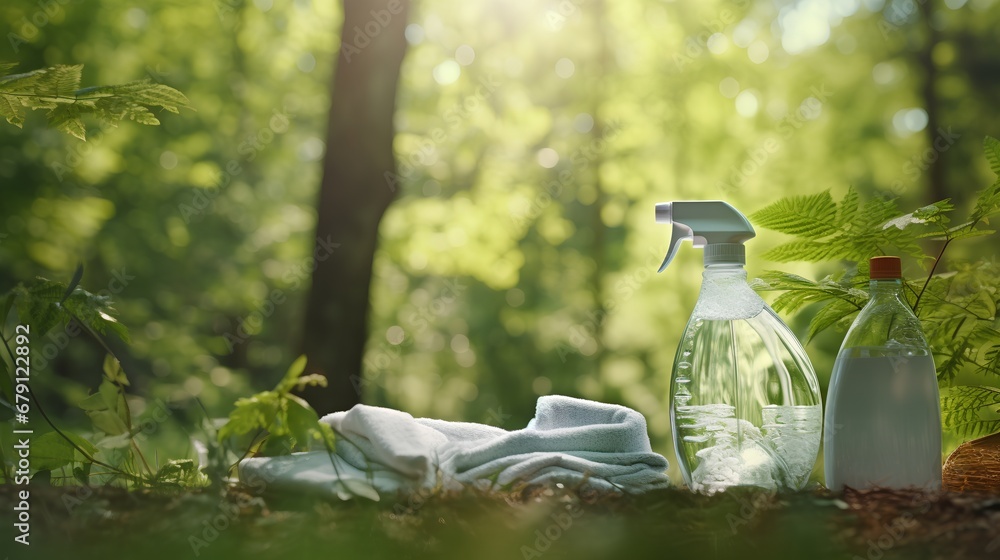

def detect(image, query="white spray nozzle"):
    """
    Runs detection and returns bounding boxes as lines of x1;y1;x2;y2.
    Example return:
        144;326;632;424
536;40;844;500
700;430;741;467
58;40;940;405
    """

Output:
655;200;756;271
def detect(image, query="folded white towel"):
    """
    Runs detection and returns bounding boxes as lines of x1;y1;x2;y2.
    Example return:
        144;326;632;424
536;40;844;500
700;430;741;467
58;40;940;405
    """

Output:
239;395;670;500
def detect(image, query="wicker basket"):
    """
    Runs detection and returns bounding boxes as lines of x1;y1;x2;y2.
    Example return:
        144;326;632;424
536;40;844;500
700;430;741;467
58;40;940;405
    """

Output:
942;432;1000;493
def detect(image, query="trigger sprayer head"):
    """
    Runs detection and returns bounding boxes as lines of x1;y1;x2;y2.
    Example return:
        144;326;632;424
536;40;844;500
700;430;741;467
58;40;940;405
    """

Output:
655;200;756;271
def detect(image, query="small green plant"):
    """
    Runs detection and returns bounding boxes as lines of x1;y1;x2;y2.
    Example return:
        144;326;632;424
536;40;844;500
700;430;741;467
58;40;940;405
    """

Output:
0;270;210;488
0;63;190;140
750;136;1000;440
218;355;336;458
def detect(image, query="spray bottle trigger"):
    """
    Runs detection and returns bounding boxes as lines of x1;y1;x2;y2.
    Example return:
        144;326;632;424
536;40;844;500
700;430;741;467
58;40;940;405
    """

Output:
658;222;694;273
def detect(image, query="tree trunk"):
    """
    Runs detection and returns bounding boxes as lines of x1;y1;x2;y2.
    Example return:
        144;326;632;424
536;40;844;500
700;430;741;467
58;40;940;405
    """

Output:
299;0;411;415
918;0;946;203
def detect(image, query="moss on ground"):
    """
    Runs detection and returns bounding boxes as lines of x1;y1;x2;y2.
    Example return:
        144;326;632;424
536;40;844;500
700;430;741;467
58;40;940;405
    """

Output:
2;484;998;560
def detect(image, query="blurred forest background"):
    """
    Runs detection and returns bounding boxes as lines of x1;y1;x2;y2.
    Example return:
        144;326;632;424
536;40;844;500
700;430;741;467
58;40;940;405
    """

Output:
1;0;999;484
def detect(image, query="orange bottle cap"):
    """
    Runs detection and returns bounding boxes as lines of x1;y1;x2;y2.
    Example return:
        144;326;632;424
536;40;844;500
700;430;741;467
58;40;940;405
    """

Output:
869;256;902;280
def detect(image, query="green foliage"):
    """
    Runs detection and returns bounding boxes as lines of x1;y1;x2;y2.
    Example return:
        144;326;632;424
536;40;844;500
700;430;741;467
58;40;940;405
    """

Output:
752;137;1000;439
0;63;189;140
752;270;868;342
7;277;128;342
752;186;930;263
0;272;209;488
32;431;98;471
940;385;1000;438
218;355;336;456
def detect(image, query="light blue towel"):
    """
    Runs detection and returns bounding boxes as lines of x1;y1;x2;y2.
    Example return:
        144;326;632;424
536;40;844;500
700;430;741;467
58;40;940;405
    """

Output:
238;395;670;500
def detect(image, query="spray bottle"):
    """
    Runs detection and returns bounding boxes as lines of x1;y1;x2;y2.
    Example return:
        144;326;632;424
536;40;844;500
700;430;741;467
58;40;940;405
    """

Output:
656;200;822;493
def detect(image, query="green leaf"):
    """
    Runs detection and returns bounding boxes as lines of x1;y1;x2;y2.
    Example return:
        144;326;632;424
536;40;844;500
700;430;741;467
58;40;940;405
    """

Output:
984;136;1000;177
61;264;84;304
32;431;93;471
63;288;130;343
941;385;1000;438
218;392;278;441
754;270;866;316
806;299;859;342
1;65;189;138
340;478;381;502
48;103;86;140
836;186;860;225
49;64;83;98
0;291;15;325
285;395;321;446
96;432;133;449
14;279;67;336
882;200;953;231
0;352;12;404
153;459;209;487
275;354;309;394
761;240;841;263
102;354;130;386
10;278;128;342
88;409;128;435
78;391;108;411
73;462;92;485
0;93;24;127
750;192;839;239
971;179;1000;224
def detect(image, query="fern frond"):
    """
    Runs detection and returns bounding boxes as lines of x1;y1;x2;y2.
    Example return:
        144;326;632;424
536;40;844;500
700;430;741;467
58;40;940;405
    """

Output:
980;343;1000;377
984;136;1000;177
749;192;839;239
836;186;860;225
0;64;189;139
754;270;867;315
0;93;23;127
762;240;843;262
48;103;86;140
807;299;859;341
941;385;1000;438
49;64;83;98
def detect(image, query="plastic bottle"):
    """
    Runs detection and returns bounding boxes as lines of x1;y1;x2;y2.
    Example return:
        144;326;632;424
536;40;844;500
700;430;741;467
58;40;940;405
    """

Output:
657;201;823;494
824;256;942;491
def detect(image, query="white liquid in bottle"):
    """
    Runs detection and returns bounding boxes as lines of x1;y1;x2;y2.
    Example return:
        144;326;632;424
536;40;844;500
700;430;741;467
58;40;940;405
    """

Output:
824;349;941;490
